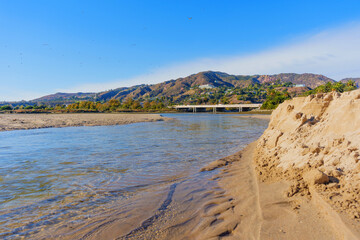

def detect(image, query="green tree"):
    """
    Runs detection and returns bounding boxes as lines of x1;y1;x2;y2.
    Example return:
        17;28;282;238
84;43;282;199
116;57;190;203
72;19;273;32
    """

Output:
344;80;357;91
0;105;12;110
131;100;142;109
261;90;291;109
143;101;151;109
108;99;121;110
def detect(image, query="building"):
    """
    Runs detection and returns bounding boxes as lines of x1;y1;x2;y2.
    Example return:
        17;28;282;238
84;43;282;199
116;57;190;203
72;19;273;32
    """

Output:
199;84;216;89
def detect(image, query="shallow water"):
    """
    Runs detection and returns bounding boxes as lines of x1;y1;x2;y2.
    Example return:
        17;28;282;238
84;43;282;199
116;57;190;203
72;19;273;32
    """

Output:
0;113;269;239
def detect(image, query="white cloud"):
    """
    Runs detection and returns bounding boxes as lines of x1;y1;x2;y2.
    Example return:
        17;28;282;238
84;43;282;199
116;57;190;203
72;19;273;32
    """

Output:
57;22;360;93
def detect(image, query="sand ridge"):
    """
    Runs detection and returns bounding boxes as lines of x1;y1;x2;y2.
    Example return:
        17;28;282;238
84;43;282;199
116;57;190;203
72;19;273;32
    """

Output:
0;113;168;131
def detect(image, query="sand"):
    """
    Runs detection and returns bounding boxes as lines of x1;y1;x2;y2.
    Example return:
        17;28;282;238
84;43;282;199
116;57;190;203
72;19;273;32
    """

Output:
255;90;360;221
199;144;360;239
0;113;168;131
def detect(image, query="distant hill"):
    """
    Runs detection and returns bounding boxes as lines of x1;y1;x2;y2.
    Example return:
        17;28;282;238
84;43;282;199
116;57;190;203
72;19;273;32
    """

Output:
94;71;260;102
340;78;360;87
92;72;336;102
255;73;335;88
33;92;96;102
29;71;340;104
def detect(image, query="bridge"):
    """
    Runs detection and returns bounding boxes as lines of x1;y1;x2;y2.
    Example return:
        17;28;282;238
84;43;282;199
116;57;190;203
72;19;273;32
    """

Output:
172;104;262;113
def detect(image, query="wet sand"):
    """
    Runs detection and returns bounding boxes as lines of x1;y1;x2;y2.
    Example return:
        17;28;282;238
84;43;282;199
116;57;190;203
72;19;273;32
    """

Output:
0;113;168;131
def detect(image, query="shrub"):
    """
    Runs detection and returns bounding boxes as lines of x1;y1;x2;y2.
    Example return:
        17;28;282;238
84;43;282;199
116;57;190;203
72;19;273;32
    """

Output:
261;90;291;109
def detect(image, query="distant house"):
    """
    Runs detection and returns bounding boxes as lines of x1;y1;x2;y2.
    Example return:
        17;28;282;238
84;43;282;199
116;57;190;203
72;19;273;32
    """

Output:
295;84;305;87
199;84;216;89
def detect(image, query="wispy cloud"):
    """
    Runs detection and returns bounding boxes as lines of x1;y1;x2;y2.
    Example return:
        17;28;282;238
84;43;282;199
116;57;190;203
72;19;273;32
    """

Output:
59;22;360;93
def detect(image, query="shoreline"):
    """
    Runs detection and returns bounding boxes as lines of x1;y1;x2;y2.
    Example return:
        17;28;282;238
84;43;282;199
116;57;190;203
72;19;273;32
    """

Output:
0;113;169;132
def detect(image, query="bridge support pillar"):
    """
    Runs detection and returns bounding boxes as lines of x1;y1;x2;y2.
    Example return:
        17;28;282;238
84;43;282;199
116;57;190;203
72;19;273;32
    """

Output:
239;107;242;112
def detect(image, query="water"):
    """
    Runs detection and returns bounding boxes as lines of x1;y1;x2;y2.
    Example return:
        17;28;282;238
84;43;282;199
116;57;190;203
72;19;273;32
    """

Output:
0;113;269;239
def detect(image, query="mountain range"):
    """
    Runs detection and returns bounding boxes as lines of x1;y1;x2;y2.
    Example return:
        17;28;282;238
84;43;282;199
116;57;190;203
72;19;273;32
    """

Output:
30;71;359;104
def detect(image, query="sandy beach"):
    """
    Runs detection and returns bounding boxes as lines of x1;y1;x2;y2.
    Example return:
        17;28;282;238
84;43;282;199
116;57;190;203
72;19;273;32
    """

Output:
112;90;360;239
0;113;168;131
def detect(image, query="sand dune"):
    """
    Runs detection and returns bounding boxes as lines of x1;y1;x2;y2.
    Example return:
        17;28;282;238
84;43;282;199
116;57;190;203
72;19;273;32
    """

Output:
255;90;360;222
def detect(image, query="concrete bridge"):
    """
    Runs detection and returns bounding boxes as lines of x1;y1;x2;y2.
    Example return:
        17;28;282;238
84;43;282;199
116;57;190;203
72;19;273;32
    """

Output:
172;104;262;113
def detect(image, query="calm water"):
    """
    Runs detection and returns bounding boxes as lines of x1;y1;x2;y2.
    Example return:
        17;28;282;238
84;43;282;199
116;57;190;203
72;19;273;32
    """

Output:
0;113;269;239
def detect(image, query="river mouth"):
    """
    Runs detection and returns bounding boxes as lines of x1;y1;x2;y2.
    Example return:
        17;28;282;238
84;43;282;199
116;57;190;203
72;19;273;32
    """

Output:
0;113;269;239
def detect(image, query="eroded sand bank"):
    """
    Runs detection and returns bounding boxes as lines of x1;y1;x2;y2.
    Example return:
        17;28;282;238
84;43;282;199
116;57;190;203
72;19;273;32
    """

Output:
0;113;168;131
199;144;360;239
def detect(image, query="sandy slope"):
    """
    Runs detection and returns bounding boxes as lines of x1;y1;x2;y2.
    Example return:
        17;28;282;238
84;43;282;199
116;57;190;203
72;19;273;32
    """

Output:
198;144;354;240
255;90;360;221
0;113;167;131
252;89;360;239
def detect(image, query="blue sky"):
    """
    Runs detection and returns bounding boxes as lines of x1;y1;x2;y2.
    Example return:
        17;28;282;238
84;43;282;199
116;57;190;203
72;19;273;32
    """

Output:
1;0;360;101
